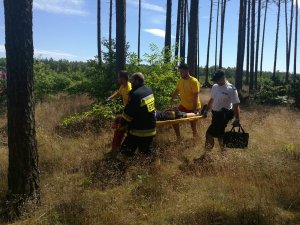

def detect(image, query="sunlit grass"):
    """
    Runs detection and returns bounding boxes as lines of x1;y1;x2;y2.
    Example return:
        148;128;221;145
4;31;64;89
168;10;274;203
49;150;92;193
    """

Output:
0;93;300;225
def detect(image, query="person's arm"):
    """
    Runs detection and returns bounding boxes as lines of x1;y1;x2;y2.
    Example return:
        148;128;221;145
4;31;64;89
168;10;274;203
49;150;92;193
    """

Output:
233;103;240;121
108;91;120;101
170;89;179;107
192;92;199;112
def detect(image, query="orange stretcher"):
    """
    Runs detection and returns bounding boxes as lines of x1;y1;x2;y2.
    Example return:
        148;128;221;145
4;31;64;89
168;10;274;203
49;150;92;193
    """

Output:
156;116;205;127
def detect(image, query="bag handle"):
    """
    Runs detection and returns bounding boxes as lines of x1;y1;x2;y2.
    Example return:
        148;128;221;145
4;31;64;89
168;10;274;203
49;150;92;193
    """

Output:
230;125;245;133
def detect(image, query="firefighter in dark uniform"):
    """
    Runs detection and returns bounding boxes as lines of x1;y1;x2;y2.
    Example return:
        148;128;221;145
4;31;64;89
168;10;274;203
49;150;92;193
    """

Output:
120;72;156;157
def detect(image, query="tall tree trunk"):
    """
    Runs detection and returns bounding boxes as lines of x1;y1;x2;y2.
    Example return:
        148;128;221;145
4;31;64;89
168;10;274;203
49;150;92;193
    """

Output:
187;0;199;76
249;0;256;91
294;0;299;79
235;0;247;93
246;0;251;84
180;0;187;62
175;0;182;60
260;0;269;79
164;0;172;62
284;0;289;82
4;0;40;213
215;0;220;71
254;0;262;89
97;0;102;65
286;0;294;83
109;0;113;62
116;0;126;74
219;0;227;69
273;1;281;80
138;0;141;61
205;0;214;84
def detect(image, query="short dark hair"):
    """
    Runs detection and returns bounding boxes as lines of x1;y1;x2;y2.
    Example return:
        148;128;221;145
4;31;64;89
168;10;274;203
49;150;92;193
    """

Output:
178;63;189;70
211;70;226;81
118;70;129;81
131;72;145;84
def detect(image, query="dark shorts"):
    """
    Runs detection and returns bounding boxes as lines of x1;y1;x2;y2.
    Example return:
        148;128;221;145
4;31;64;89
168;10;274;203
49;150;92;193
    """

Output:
178;105;195;113
120;134;155;157
206;109;234;138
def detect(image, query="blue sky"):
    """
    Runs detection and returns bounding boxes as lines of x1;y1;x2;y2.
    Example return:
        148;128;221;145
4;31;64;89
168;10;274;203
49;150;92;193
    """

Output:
0;0;299;72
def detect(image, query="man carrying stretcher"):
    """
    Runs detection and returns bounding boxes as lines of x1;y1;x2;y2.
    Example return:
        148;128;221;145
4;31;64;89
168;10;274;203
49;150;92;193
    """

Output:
170;64;202;142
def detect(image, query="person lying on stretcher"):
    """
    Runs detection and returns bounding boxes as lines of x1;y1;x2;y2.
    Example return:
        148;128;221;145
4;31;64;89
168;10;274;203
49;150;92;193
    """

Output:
155;108;203;121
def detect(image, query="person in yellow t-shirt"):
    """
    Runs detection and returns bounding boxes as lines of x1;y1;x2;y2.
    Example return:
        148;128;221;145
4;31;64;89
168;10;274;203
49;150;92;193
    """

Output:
106;71;132;157
106;71;132;105
171;64;201;141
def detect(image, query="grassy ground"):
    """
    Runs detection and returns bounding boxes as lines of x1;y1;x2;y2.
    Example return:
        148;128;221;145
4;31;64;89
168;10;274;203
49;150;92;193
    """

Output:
0;92;300;225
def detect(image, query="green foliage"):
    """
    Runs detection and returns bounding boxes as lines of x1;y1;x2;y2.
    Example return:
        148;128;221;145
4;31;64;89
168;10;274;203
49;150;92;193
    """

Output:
289;76;300;108
255;80;289;105
59;101;124;132
0;79;7;112
127;44;179;109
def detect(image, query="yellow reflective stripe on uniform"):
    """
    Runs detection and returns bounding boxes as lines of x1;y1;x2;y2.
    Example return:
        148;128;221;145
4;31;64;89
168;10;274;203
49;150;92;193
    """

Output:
122;112;133;122
129;129;156;137
140;94;154;107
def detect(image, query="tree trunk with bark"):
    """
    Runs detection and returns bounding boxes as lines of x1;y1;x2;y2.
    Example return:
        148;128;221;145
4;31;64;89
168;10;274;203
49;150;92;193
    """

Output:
260;0;269;79
219;0;227;69
246;0;251;84
116;0;126;74
294;0;299;79
108;0;113;62
215;0;220;71
286;0;294;83
187;0;199;76
97;0;102;65
273;1;281;80
205;0;214;85
254;0;262;89
249;0;255;91
4;0;40;215
235;0;247;93
180;0;187;62
164;0;172;62
138;0;141;61
175;0;182;60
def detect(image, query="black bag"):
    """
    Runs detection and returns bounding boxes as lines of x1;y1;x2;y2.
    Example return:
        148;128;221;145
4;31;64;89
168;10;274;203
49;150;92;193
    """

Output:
224;126;249;149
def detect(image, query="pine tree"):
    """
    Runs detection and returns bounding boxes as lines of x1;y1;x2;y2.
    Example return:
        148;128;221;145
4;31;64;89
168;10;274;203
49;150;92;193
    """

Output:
116;0;126;74
4;0;40;215
164;0;172;62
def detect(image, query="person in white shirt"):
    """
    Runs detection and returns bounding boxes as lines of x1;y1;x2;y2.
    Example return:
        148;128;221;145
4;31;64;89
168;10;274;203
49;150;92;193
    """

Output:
202;70;241;153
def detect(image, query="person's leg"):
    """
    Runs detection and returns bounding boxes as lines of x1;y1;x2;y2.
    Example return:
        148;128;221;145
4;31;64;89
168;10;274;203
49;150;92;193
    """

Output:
205;131;215;150
138;136;155;156
111;129;126;155
172;124;181;140
190;121;199;140
218;137;225;152
120;134;138;157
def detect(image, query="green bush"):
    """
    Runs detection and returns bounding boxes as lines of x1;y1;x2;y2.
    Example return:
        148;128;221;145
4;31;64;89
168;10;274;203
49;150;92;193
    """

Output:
255;80;288;105
289;77;300;108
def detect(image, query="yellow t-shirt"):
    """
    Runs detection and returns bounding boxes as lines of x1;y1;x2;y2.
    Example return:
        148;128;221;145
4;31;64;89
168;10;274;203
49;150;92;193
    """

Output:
118;82;132;105
176;76;201;110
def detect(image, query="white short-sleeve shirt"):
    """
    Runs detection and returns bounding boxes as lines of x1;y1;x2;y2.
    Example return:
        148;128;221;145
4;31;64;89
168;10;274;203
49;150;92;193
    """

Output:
211;82;240;111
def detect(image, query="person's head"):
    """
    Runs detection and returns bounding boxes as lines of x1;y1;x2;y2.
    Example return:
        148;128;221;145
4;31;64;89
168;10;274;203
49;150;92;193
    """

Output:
178;64;190;79
211;70;226;86
118;70;129;85
131;72;145;88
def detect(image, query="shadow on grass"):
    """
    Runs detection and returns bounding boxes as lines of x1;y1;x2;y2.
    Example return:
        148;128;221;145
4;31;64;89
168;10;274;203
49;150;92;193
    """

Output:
169;207;274;225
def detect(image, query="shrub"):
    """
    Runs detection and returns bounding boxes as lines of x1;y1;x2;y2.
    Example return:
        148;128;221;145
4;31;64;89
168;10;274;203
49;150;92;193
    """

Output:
255;80;288;105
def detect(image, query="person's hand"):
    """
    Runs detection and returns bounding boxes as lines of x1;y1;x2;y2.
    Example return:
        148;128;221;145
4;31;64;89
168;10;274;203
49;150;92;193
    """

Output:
232;119;241;127
202;110;208;118
105;97;111;103
170;98;175;108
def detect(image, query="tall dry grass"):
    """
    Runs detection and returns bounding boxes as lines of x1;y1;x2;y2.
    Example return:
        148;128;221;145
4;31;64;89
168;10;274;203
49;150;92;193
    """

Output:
0;92;300;225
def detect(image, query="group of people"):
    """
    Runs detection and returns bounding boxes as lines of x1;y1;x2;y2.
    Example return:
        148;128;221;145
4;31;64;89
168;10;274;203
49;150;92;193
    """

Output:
106;64;241;160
